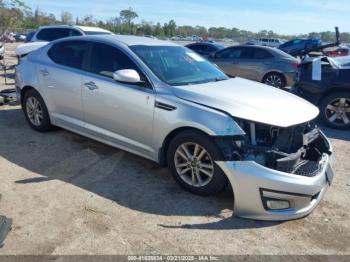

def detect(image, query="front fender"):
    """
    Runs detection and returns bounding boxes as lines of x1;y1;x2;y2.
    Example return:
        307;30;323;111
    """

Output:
153;95;245;156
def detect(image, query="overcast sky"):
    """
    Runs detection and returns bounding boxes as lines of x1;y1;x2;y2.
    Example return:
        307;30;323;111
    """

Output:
24;0;350;34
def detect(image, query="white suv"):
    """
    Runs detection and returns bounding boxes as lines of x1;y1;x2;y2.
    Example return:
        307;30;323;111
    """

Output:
248;38;284;48
16;25;112;58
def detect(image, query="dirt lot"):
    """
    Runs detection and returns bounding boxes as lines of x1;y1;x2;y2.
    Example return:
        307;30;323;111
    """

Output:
0;43;349;255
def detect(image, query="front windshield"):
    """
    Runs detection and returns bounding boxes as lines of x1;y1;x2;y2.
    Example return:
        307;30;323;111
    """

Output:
130;45;228;86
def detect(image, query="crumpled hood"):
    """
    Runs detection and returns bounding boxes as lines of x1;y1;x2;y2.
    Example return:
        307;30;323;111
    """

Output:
15;41;49;57
172;77;319;127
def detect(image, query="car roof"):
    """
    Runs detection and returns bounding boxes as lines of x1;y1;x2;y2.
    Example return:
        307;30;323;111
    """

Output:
38;25;111;33
64;34;179;47
233;45;277;51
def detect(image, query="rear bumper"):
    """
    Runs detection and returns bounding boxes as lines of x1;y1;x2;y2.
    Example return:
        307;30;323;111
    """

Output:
216;132;334;221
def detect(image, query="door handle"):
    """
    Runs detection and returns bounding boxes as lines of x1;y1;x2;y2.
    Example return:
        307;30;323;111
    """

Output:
40;68;49;76
84;81;98;91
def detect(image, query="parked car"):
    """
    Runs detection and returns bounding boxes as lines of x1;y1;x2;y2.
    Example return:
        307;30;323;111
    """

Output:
191;35;203;42
15;25;113;58
15;35;334;221
186;42;224;57
324;46;349;57
14;34;26;42
171;35;184;41
0;42;4;60
293;56;350;129
246;38;284;48
209;45;299;88
279;38;322;56
0;33;15;43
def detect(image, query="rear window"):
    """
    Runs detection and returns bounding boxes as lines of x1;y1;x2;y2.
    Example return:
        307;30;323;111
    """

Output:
48;40;89;70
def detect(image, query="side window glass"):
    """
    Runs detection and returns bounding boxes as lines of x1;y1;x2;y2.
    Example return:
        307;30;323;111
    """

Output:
36;29;51;41
48;40;89;70
203;45;214;52
216;48;241;59
37;28;72;41
91;43;139;78
189;45;202;52
70;29;82;37
240;48;254;59
253;49;273;59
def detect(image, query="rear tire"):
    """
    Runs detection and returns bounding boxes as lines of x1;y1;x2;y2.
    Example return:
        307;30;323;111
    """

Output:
319;92;350;130
167;130;228;196
23;89;53;132
263;72;286;89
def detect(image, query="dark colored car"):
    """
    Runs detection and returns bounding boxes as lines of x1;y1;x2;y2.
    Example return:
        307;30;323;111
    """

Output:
186;42;224;57
293;56;350;129
279;38;322;56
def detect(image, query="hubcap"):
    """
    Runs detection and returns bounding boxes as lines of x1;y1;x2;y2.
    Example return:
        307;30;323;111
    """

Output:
174;143;214;187
26;97;43;126
265;74;283;88
325;98;350;126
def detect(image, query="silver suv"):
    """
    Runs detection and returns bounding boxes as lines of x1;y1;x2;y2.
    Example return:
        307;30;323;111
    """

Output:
15;35;334;221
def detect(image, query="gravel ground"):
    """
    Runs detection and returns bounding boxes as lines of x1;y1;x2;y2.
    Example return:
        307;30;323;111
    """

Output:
0;43;349;255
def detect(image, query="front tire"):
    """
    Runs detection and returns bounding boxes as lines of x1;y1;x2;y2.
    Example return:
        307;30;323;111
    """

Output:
23;89;53;132
167;130;228;196
319;92;350;130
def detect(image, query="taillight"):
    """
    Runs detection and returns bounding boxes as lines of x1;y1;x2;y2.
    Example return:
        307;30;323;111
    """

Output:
292;62;300;68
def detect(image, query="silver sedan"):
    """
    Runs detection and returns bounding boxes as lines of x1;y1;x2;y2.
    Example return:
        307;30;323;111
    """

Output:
209;45;299;88
15;35;334;221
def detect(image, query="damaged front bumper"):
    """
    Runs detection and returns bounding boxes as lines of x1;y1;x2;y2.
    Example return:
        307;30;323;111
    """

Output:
216;132;334;221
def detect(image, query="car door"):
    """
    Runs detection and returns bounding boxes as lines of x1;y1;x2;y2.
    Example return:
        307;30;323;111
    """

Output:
81;42;156;157
238;47;275;81
211;47;243;76
38;40;89;129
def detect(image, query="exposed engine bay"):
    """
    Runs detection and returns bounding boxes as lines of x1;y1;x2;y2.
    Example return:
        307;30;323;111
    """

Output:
216;120;332;177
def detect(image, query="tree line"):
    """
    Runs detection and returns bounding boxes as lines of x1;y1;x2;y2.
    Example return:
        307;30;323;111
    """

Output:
1;0;350;43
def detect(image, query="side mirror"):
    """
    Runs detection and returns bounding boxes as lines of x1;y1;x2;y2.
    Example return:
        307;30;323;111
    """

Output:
113;69;141;84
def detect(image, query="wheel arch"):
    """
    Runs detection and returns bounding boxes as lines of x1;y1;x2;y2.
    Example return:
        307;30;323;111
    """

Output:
318;87;350;105
158;126;214;167
262;71;286;83
20;85;36;107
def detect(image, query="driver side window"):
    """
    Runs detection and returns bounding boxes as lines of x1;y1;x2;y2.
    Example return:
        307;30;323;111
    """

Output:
90;43;151;87
90;43;139;78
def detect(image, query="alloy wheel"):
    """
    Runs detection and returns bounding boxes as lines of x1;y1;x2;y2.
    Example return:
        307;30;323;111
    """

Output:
265;74;283;88
174;142;214;187
26;96;43;127
325;98;350;126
